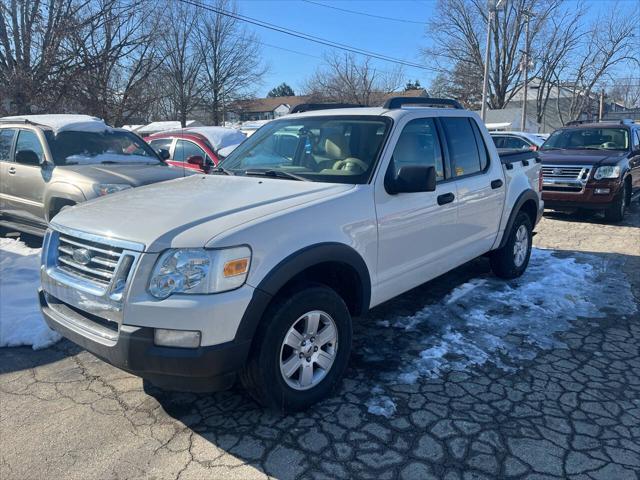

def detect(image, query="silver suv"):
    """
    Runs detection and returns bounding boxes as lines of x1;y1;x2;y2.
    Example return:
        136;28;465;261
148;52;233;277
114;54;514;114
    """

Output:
0;115;185;235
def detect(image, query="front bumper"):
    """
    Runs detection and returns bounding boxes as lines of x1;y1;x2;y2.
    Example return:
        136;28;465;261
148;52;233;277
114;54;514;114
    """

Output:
543;181;621;209
40;290;251;391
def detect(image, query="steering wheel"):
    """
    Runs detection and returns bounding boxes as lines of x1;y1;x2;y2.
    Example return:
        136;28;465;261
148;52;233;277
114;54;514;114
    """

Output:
333;158;368;174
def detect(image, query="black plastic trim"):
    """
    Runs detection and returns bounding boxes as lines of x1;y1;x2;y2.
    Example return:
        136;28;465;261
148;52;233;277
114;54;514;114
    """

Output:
498;189;540;249
383;97;463;110
234;243;372;346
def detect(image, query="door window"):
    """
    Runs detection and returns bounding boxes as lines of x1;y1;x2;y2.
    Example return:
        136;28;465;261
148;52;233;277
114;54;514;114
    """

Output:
491;136;506;148
389;118;445;180
503;136;530;149
15;130;45;165
0;129;16;162
174;140;207;163
441;118;484;177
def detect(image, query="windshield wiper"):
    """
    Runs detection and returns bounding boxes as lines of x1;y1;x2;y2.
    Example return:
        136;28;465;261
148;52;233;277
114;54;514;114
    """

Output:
244;169;309;181
209;166;234;175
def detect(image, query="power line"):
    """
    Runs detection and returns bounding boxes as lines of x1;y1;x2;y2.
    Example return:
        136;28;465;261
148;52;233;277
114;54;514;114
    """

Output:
176;0;434;71
300;0;427;25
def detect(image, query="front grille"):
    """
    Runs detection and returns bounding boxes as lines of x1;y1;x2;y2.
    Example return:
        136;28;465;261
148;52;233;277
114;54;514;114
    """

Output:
542;165;590;180
56;234;124;287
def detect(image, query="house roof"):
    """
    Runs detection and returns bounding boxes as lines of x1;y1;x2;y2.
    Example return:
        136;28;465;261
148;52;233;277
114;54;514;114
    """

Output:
230;96;311;114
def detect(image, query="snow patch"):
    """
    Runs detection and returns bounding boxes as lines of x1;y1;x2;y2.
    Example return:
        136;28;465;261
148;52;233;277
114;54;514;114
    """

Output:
0;238;61;349
185;127;246;151
366;386;397;418
1;114;109;133
377;249;636;383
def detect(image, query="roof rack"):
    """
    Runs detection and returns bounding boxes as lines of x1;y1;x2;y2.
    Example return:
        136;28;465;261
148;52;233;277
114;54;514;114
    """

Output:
383;97;463;110
289;103;364;114
0;118;39;125
566;118;636;126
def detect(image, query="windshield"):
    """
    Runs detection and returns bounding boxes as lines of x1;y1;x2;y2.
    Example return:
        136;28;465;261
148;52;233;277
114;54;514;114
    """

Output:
542;128;629;151
45;130;162;166
220;116;392;183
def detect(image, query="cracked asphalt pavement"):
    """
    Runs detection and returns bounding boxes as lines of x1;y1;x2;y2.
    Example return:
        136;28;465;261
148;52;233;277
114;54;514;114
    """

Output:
1;207;639;480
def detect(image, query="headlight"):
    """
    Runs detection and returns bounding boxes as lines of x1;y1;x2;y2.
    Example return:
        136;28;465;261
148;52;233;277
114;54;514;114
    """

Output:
93;183;133;196
148;246;251;299
593;166;621;180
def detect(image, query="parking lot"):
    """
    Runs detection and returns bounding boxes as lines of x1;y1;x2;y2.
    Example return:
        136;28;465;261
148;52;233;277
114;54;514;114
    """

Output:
1;206;638;480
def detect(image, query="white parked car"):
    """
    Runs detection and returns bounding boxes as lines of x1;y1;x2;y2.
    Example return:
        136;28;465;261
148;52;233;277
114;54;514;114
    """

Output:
490;131;544;151
39;98;543;411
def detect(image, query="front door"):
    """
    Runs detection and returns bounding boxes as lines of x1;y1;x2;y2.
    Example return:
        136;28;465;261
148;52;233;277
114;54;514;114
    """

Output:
375;117;459;305
4;129;49;225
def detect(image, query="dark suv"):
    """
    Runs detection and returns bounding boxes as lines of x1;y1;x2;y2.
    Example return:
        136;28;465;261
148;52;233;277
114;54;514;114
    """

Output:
539;120;640;221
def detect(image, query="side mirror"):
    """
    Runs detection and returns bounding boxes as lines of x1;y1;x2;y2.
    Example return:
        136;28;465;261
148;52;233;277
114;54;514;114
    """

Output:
158;148;171;161
186;155;205;167
15;150;41;166
386;165;437;194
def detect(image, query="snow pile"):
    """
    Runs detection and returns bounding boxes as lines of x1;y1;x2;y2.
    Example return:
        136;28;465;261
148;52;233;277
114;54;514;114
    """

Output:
0;238;61;350
0;114;109;133
377;248;636;386
185;127;246;151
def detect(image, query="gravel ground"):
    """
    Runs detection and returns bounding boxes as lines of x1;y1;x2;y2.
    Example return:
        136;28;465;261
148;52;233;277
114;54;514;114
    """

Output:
1;205;639;480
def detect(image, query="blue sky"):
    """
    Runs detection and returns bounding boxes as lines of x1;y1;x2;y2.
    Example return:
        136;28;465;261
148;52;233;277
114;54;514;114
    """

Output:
235;0;639;97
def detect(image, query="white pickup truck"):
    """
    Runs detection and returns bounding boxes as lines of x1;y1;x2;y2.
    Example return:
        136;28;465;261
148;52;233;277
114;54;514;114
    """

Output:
39;98;543;411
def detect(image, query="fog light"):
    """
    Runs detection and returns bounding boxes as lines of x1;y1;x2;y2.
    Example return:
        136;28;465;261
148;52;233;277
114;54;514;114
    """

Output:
594;188;610;195
154;329;201;348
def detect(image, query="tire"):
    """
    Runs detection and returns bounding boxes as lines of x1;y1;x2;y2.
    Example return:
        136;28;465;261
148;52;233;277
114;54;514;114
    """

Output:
604;183;626;223
490;212;533;279
240;283;352;412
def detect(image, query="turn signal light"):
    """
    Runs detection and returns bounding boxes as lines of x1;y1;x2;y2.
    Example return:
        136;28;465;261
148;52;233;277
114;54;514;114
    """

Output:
223;258;249;277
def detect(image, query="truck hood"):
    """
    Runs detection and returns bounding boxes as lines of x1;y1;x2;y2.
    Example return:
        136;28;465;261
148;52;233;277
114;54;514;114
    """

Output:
538;149;627;167
52;175;354;251
57;163;185;186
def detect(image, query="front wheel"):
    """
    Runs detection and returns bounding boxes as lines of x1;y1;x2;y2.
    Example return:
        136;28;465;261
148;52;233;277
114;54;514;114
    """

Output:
490;212;533;279
240;284;352;412
604;183;626;222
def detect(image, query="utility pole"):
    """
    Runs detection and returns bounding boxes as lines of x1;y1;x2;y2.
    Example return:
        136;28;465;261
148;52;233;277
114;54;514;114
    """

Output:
599;90;605;121
520;11;532;132
481;0;506;122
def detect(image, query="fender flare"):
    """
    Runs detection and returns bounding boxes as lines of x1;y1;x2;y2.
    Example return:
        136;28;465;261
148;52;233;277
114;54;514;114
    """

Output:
498;189;539;249
234;242;372;343
44;184;86;221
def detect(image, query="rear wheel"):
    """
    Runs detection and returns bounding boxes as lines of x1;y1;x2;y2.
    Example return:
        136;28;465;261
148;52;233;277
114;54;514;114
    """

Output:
604;182;626;222
490;212;532;279
240;283;352;412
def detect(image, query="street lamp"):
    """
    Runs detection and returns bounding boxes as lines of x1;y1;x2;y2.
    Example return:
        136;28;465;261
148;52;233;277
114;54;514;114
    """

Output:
480;0;507;121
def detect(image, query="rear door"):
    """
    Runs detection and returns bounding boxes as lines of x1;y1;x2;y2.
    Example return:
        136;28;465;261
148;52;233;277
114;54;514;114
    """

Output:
0;128;17;212
375;116;459;303
4;129;49;225
440;117;504;259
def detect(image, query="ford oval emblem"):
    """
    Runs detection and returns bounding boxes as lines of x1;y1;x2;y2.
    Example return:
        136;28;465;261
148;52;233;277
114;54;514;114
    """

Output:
72;248;92;265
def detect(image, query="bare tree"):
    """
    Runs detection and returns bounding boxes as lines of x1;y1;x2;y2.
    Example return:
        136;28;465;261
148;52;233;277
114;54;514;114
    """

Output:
305;52;404;106
424;0;567;110
0;0;94;114
562;4;639;122
609;78;640;109
528;4;584;125
72;0;163;125
157;1;204;127
196;0;266;125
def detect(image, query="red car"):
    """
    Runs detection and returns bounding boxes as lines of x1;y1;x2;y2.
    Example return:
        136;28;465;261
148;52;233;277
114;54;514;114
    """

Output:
145;127;246;173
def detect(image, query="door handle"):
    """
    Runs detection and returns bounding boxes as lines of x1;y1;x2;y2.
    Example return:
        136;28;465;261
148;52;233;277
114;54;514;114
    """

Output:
491;179;503;189
8;167;16;174
437;192;455;205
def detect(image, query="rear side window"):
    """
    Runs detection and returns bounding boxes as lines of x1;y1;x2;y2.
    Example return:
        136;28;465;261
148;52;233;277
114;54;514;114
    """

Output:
0;129;16;161
390;118;444;180
470;121;489;170
441;117;485;177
